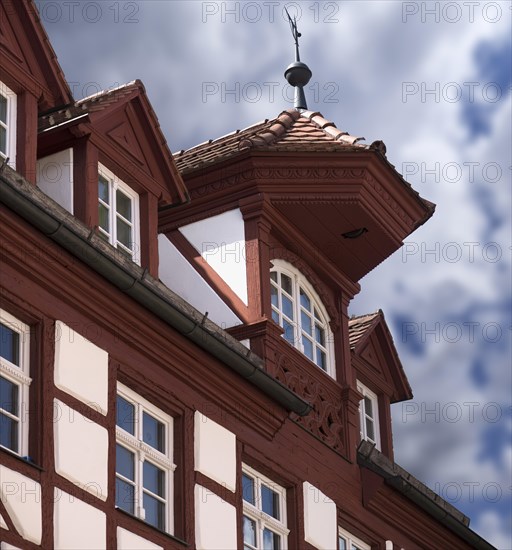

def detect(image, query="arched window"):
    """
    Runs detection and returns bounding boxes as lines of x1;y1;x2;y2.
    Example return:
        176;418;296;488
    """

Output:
270;259;335;378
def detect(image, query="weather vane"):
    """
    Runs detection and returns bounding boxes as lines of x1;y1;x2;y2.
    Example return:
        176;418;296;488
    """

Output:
284;8;312;110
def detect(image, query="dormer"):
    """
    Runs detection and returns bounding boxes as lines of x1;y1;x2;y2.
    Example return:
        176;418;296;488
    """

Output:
349;311;412;460
0;0;72;180
159;109;433;461
36;81;188;276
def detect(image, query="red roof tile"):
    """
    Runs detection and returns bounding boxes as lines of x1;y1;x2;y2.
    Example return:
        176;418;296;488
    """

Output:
174;109;384;174
348;311;382;350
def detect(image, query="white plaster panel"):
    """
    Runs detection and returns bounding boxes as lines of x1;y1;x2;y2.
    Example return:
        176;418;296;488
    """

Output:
54;320;109;415
36;148;74;213
194;484;237;550
1;544;22;550
54;490;106;549
117;528;163;550
53;399;108;500
180;209;248;305
0;514;7;529
194;411;236;492
158;234;241;327
303;481;337;549
0;466;42;544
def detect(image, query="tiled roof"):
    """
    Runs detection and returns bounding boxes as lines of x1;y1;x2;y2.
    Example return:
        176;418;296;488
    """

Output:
348;311;382;350
174;109;388;174
38;81;141;132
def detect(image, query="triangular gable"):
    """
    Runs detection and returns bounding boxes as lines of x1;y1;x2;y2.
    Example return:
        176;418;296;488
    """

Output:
351;311;412;403
0;0;72;109
38;81;188;205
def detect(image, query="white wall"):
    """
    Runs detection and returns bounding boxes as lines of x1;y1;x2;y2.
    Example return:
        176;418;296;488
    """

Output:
303;481;337;549
54;490;106;549
194;484;237;550
36;148;73;213
53;399;108;501
194;411;236;492
180;209;248;305
158;234;241;327
117;528;163;550
54;320;109;415
0;466;42;545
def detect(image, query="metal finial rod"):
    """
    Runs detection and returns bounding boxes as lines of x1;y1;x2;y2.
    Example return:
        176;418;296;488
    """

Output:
284;7;301;62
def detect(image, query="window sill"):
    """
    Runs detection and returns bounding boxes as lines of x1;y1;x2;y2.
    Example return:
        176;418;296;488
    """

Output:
0;446;44;476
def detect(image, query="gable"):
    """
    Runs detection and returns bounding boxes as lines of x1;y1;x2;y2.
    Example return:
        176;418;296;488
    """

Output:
0;0;72;108
352;316;412;403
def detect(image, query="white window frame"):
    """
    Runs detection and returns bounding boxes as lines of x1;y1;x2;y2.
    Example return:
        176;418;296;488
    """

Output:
98;163;140;265
0;309;31;457
338;526;371;550
0;81;17;169
270;259;335;379
115;383;176;534
242;464;289;550
357;381;381;450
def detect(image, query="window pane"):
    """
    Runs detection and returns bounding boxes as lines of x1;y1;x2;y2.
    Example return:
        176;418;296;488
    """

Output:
143;492;165;530
116;218;133;249
115;477;135;514
116;444;135;481
98;176;110;204
0;323;20;366
0;376;18;415
261;484;280;519
98;203;110;234
364;396;373;417
339;536;347;550
303;336;313;360
243;515;256;546
316;350;327;371
300;288;311;310
143;412;165;453
272;309;279;324
315;324;325;346
270;271;277;283
0;127;6;155
366;418;375;441
263;528;281;550
242;473;255;505
283;320;295;346
301;311;312;335
0;413;18;452
282;295;293;320
116;395;135;434
281;274;292;295
116;189;132;221
271;285;278;307
143;461;165;498
0;95;6;123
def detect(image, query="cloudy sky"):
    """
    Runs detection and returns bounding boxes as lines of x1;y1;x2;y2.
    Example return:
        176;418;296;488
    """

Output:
38;1;511;546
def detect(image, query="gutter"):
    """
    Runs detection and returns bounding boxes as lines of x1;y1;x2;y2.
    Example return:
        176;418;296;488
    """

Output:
0;165;312;417
357;441;497;550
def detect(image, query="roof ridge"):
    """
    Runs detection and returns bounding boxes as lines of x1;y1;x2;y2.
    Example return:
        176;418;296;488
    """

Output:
76;80;140;104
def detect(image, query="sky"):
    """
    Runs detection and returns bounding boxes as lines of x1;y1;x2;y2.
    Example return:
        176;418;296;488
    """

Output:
37;1;511;547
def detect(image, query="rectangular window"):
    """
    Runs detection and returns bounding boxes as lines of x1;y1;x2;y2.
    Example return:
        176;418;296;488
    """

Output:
0;81;17;168
98;164;140;264
0;310;31;456
338;526;371;550
115;384;175;533
357;381;380;450
242;465;289;550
